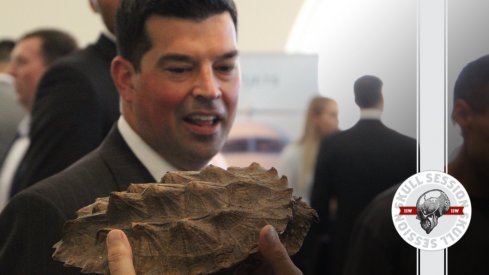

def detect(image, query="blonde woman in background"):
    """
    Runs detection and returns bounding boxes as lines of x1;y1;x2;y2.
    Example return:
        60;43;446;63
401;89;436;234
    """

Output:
278;96;339;203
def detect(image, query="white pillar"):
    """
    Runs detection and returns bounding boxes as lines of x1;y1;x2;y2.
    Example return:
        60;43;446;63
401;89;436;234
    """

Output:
418;0;447;274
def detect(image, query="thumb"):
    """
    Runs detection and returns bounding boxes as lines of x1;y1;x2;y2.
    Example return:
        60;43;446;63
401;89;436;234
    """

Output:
106;229;136;275
258;225;302;275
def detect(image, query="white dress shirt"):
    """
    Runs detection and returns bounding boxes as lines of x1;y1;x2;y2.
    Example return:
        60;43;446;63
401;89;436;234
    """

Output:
360;108;382;120
118;116;227;184
0;116;31;211
117;116;177;181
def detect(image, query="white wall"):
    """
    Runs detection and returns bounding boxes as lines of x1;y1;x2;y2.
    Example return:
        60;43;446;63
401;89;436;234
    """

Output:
1;1;103;47
234;0;303;52
287;0;417;138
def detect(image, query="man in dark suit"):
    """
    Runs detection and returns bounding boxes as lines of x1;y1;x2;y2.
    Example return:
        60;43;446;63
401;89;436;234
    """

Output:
8;0;121;197
307;75;417;274
0;1;302;274
0;30;78;211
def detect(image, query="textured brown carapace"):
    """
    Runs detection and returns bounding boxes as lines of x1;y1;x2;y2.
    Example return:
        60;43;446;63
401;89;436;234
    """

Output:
53;163;318;274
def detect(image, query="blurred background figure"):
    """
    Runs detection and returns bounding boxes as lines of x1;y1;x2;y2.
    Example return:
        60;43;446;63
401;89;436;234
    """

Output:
307;75;416;275
0;40;15;73
10;0;121;198
277;95;338;273
0;29;78;211
277;96;339;204
0;39;25;159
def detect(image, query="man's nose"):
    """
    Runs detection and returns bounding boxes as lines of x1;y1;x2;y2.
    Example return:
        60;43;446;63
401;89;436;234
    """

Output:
192;67;221;99
7;64;17;78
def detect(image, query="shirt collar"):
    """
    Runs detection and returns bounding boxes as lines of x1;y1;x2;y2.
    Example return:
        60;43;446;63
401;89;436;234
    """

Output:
18;115;31;137
360;108;382;120
0;73;14;85
117;116;177;181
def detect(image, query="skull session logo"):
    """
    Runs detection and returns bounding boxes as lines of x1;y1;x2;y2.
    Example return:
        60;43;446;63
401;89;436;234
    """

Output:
391;171;471;250
416;189;451;234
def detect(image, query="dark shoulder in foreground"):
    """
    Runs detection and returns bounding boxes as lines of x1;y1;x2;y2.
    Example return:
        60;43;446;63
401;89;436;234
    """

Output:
0;149;117;275
344;184;416;275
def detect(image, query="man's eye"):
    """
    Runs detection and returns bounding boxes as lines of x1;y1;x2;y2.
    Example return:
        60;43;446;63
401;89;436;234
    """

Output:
215;64;235;73
13;58;27;66
166;67;191;74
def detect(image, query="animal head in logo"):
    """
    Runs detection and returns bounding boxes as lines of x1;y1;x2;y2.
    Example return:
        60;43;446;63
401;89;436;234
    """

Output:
416;189;450;234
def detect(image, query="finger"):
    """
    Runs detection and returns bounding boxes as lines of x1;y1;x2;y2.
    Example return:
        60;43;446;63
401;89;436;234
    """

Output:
106;229;136;275
258;225;302;275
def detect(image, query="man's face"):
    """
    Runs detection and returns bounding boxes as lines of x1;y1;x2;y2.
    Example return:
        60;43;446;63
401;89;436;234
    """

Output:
8;37;47;111
124;12;240;170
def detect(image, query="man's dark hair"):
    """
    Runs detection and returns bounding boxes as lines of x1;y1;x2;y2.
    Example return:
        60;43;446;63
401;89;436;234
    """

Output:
454;54;489;114
354;75;383;108
21;29;78;66
116;0;237;71
0;39;15;63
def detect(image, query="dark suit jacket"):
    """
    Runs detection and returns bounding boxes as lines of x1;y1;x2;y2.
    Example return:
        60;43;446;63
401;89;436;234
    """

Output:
344;184;416;275
309;119;416;274
0;127;154;275
10;34;120;197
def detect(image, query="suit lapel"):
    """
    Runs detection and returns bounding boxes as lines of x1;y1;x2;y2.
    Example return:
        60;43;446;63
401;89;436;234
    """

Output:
98;126;155;192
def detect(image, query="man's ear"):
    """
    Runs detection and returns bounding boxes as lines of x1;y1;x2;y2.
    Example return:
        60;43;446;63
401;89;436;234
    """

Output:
111;56;137;103
452;99;473;129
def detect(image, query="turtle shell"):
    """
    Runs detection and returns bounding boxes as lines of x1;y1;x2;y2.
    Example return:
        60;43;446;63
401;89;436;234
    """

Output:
52;162;318;274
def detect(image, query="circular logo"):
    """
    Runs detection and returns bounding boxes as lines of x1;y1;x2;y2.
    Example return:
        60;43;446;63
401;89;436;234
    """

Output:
391;171;471;251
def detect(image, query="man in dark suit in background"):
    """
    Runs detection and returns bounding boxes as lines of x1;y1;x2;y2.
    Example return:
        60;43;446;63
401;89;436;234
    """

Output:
0;0;302;274
307;75;417;274
0;30;78;211
9;0;121;197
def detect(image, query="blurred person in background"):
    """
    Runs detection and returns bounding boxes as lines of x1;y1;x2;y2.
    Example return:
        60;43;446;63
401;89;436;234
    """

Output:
9;0;121;198
0;29;77;211
0;39;25;159
277;96;339;204
0;40;15;73
308;75;416;274
277;95;338;273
